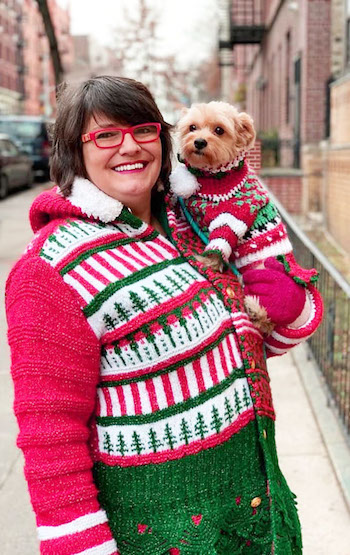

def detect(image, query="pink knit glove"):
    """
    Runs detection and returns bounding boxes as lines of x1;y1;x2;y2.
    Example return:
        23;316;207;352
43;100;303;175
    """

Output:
242;257;306;326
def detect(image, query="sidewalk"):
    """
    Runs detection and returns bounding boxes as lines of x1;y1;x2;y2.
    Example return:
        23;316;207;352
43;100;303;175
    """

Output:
1;186;350;554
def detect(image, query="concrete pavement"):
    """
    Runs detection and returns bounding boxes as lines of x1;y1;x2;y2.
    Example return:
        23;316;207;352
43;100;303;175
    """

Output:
1;184;350;554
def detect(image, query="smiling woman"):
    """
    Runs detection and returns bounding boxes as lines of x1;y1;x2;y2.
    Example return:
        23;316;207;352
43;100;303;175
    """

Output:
5;75;323;555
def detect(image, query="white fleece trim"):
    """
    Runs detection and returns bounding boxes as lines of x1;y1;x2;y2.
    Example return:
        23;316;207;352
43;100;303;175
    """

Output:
205;237;232;261
74;539;118;555
169;164;201;198
68;177;124;223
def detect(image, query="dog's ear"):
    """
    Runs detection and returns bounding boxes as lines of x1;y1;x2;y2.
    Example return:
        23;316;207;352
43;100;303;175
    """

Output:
236;112;256;151
180;106;189;117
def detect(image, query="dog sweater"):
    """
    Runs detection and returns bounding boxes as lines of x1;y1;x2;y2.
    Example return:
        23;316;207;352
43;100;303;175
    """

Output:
6;178;323;554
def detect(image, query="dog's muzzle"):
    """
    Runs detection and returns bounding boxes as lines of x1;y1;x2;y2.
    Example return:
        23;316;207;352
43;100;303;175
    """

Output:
194;138;207;150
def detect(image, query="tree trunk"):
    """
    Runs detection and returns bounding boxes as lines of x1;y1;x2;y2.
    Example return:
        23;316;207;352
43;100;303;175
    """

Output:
36;0;64;87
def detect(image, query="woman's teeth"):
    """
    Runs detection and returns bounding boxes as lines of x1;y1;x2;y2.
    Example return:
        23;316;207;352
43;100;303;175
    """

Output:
114;163;145;172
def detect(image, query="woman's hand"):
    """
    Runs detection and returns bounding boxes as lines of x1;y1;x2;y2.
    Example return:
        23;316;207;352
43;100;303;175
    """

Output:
242;257;307;327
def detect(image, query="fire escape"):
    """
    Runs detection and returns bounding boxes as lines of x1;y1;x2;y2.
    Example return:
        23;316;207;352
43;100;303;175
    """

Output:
218;0;266;99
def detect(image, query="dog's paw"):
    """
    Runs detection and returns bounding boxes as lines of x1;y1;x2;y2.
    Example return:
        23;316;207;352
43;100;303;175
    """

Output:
194;252;224;272
244;295;275;335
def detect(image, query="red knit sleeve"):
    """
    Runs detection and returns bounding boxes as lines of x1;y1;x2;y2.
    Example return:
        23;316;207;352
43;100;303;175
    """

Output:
5;256;119;554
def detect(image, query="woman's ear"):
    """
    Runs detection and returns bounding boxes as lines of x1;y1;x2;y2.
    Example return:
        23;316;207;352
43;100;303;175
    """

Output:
237;112;256;151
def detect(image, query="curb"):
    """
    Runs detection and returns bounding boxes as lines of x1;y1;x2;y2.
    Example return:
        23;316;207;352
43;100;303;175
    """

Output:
291;343;350;512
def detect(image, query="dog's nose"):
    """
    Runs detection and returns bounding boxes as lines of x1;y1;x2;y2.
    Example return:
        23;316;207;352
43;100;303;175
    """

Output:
194;138;207;150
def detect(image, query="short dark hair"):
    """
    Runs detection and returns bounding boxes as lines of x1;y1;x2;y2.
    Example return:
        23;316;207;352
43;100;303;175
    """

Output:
50;75;173;196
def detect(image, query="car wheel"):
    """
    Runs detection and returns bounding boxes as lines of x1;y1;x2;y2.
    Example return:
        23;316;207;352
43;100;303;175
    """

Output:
0;175;8;200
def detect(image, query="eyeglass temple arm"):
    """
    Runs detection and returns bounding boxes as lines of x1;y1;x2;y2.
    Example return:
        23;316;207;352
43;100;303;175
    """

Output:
81;133;91;143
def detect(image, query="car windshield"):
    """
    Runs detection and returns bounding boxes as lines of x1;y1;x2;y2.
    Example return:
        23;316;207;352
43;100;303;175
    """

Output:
0;121;43;139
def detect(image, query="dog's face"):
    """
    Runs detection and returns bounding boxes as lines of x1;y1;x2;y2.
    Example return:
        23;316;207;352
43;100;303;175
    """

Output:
177;101;256;169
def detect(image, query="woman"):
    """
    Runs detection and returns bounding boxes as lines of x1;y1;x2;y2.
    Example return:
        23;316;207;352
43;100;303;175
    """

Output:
6;76;323;555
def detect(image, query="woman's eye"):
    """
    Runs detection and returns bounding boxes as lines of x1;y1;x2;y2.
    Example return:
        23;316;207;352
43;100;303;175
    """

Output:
97;132;114;139
189;125;196;132
215;127;225;135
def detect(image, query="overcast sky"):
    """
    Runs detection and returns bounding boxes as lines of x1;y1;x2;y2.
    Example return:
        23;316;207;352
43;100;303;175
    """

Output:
58;0;219;68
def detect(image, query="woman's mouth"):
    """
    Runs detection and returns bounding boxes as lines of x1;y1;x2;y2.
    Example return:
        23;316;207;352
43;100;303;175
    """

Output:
113;161;148;173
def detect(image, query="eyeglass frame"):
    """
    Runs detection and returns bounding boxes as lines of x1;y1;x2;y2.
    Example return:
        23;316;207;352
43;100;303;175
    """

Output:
81;122;162;149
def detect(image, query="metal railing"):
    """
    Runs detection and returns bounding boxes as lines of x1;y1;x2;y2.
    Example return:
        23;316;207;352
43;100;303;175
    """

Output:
268;192;350;438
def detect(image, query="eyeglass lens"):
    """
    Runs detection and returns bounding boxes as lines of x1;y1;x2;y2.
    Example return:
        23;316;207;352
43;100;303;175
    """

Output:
95;124;159;147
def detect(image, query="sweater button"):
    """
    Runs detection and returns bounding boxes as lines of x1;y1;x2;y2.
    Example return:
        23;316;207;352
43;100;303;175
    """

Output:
263;429;267;439
226;287;235;299
251;497;262;508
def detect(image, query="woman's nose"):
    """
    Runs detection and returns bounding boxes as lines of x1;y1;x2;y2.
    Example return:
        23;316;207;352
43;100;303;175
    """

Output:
119;132;142;155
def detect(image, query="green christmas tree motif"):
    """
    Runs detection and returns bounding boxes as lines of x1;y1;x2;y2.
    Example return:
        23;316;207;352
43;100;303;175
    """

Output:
103;432;114;454
70;220;90;235
190;299;205;333
101;346;112;368
130;431;145;455
154;279;174;298
103;313;117;331
166;275;184;294
224;397;235;423
242;385;251;408
180;267;197;283
173;269;192;286
129;339;143;362
163;423;177;450
114;302;131;322
142;285;162;305
115;432;128;456
158;315;176;348
194;412;209;440
114;343;127;365
210;406;223;434
145;328;161;357
129;291;147;313
48;235;65;248
59;224;77;239
179;418;193;445
234;389;243;414
148;428;163;453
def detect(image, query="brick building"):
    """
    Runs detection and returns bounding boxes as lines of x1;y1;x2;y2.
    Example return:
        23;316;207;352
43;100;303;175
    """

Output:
0;0;73;116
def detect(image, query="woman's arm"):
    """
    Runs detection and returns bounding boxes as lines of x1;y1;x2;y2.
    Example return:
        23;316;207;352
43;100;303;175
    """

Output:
6;257;119;554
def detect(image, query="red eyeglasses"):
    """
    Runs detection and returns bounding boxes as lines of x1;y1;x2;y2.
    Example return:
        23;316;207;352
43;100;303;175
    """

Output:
81;122;161;149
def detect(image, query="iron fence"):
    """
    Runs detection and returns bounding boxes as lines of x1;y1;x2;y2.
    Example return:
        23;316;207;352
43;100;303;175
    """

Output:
267;192;350;438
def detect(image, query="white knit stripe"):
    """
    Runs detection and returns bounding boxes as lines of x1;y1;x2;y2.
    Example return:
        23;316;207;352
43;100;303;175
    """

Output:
137;380;153;413
205;237;232;260
97;377;253;457
201;352;214;390
113;244;145;270
74;265;106;291
152;374;169;410
235;238;292;268
37;510;108;541
264;344;289;355
213;345;226;382
122;384;135;415
87;256;121;282
226;334;243;368
74;538;117;555
167;368;185;404
96;250;131;278
97;389;107;417
120;243;154;268
184;362;201;398
221;337;234;374
152;236;180;259
108;388;122;417
208;213;248;238
135;242;165;264
63;273;94;303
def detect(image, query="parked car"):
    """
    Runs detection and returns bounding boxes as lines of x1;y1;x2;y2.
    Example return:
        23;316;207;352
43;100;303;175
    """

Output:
0;115;52;180
0;133;34;199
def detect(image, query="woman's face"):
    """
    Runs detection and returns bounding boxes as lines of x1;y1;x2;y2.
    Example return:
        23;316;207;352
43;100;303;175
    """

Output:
82;114;162;210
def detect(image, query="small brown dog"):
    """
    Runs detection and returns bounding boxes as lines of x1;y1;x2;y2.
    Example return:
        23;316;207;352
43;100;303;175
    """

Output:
169;101;274;333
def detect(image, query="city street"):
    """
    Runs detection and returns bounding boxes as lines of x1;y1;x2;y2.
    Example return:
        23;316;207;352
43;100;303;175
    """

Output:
1;184;350;554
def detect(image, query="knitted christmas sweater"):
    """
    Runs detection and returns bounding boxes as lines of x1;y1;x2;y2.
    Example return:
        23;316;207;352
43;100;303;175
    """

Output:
6;177;323;555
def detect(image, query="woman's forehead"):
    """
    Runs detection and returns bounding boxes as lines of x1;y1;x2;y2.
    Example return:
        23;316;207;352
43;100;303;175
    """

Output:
85;113;128;132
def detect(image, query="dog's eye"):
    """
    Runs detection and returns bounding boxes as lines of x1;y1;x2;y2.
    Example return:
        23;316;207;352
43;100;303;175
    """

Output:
214;127;225;135
189;125;197;132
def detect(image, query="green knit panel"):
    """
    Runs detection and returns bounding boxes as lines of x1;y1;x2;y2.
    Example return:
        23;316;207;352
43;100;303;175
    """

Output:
94;418;301;554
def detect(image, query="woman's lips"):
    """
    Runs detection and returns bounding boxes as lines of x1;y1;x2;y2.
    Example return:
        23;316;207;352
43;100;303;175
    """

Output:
113;161;148;173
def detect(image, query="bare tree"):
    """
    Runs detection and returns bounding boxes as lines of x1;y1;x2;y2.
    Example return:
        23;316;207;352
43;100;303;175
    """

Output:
36;0;64;87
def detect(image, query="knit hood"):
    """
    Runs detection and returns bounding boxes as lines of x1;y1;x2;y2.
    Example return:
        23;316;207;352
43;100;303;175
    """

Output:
30;177;125;233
